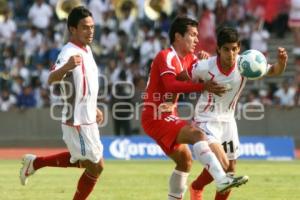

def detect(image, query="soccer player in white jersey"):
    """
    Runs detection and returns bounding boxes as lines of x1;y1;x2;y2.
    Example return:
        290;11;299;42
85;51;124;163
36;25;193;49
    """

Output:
179;27;288;200
19;7;104;200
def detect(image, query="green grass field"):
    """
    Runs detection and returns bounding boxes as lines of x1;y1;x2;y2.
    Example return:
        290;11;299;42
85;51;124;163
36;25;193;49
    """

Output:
0;160;299;200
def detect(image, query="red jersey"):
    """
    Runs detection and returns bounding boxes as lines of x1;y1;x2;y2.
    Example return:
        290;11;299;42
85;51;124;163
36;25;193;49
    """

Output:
143;47;203;116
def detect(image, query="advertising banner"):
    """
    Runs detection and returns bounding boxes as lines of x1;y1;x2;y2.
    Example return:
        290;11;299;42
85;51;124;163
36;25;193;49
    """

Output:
102;136;295;160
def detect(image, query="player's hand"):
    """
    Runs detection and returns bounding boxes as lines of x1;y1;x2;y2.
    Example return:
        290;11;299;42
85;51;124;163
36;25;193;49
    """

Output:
204;80;227;96
65;55;82;70
96;108;104;125
277;47;288;68
196;50;210;60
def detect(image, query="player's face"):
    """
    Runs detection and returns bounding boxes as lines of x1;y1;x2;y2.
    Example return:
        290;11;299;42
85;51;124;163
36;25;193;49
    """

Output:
71;16;95;45
178;26;199;54
218;43;240;68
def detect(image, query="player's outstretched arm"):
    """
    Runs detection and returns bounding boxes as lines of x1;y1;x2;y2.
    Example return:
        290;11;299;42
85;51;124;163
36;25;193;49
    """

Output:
48;55;82;84
266;47;288;77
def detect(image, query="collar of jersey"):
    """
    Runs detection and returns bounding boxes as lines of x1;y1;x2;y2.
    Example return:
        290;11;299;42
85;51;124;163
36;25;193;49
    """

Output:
70;40;88;53
216;56;235;76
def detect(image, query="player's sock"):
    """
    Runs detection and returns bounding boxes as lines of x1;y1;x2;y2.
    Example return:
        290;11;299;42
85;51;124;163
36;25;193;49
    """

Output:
192;168;213;190
73;170;98;200
168;169;189;200
215;190;231;200
193;141;226;183
33;152;79;170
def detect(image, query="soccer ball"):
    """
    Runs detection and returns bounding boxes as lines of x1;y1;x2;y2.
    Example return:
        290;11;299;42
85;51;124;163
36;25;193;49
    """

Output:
237;49;268;80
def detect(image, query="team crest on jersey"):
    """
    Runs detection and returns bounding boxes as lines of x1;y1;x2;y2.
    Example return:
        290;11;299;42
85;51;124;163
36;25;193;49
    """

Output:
56;59;61;65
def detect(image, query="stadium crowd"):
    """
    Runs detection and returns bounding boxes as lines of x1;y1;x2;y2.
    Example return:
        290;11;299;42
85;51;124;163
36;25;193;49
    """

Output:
0;0;300;116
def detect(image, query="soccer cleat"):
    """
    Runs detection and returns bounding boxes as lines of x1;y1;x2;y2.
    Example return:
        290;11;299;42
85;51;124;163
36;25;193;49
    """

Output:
19;154;36;185
189;185;203;200
216;175;249;193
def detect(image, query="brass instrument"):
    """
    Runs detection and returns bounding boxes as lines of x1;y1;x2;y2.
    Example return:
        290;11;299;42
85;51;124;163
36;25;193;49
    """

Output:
0;0;8;22
55;0;83;20
113;0;138;20
144;0;172;21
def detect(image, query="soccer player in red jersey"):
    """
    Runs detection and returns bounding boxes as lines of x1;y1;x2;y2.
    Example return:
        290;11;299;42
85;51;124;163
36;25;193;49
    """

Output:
19;7;104;200
141;17;248;200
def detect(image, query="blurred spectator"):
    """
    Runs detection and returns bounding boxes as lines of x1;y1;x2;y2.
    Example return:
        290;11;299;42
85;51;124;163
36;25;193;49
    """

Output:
140;31;161;68
226;0;245;27
196;5;217;55
187;1;200;20
274;79;296;107
0;88;17;111
288;0;300;56
132;76;146;104
237;18;251;51
21;26;43;64
88;0;110;40
10;56;30;85
198;0;228;11
31;62;49;88
294;72;300;105
28;0;53;31
258;89;273;106
117;1;137;42
272;0;289;38
17;85;37;109
245;89;260;104
214;0;228;27
3;46;17;72
99;27;118;57
250;19;270;56
0;9;17;46
111;69;133;136
11;76;24;96
102;10;118;31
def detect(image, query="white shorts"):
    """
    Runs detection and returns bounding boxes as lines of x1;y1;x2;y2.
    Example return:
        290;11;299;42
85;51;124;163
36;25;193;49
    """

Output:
62;123;103;164
195;120;240;160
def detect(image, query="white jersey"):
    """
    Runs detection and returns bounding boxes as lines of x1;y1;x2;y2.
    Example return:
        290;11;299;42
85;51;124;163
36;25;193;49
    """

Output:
52;42;99;125
190;55;247;122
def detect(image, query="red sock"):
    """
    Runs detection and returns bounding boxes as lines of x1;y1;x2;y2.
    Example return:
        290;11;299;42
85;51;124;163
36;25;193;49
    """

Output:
33;152;79;170
215;190;231;200
73;171;98;200
192;168;214;190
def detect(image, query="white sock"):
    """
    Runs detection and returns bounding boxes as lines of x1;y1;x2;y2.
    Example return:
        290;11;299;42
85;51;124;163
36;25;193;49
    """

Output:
193;141;226;183
168;169;189;200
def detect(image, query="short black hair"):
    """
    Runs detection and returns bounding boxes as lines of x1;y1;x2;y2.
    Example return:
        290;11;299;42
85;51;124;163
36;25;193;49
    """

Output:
169;16;198;44
67;6;92;29
216;26;240;48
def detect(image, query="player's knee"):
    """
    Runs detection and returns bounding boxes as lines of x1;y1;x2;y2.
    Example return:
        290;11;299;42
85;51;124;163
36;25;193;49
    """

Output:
85;161;104;176
190;128;206;143
176;154;193;171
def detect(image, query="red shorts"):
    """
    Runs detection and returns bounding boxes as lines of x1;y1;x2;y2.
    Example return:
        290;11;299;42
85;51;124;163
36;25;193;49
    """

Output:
141;111;188;155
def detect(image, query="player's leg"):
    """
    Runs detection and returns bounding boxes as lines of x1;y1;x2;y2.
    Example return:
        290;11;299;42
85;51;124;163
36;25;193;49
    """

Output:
71;123;104;200
189;143;227;200
214;160;236;200
190;121;244;200
20;124;84;186
213;120;245;199
73;158;104;200
19;151;80;185
167;144;193;200
177;124;248;193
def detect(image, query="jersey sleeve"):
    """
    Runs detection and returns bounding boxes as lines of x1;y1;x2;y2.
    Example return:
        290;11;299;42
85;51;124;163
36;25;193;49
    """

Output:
157;52;177;76
188;59;209;82
50;48;71;72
